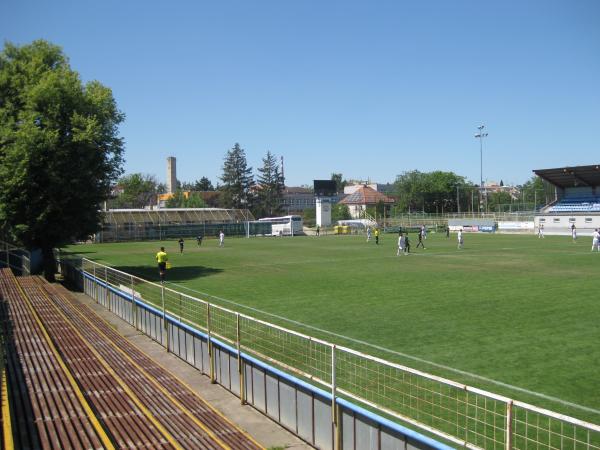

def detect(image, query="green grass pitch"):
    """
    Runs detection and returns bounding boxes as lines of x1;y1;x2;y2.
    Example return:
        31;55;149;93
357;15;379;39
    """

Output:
64;232;600;424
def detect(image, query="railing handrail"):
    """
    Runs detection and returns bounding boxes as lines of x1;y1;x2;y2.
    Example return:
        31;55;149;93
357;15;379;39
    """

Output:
77;256;600;436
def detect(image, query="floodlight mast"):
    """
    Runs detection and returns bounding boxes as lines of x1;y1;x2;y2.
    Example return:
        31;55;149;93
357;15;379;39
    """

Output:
475;125;489;212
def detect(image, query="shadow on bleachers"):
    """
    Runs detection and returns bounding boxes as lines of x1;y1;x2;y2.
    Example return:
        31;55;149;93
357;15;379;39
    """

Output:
0;279;42;448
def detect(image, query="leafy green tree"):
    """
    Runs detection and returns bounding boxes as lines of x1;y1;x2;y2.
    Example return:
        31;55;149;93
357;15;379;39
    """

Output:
0;40;124;280
331;204;351;222
220;143;253;209
520;175;555;207
194;177;214;191
394;170;473;213
156;183;167;194
487;191;513;212
302;207;316;227
330;173;347;193
255;151;284;217
165;190;206;208
115;173;158;208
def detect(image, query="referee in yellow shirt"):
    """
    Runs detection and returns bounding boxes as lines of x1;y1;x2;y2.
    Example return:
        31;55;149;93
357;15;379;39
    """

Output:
156;246;168;283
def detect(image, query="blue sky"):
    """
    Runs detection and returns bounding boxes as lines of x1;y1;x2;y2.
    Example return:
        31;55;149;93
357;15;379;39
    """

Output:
2;0;599;187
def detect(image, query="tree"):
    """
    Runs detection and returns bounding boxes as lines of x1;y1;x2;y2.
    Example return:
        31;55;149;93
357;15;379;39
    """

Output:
331;204;351;222
487;191;513;212
394;170;473;213
194;177;214;191
302;207;316;227
220;143;253;209
255;151;284;217
165;190;206;208
0;40;124;280
520;175;555;207
331;173;347;193
115;173;158;208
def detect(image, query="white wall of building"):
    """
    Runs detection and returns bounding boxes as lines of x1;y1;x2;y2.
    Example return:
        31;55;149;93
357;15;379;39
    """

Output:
534;214;600;236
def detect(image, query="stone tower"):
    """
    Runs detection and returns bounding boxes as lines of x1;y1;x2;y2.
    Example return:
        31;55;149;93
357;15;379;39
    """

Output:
166;156;177;194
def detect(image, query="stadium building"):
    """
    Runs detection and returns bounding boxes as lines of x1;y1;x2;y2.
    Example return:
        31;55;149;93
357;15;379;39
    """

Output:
96;208;258;242
534;164;600;235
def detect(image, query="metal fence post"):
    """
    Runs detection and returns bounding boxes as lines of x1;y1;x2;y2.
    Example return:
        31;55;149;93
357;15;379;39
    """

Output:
161;283;168;350
207;304;215;383
104;266;108;306
236;312;245;404
131;275;137;329
178;293;182;322
505;400;513;450
331;344;339;450
93;263;98;303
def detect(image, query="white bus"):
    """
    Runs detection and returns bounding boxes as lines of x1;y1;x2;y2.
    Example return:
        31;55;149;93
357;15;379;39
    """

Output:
258;215;303;236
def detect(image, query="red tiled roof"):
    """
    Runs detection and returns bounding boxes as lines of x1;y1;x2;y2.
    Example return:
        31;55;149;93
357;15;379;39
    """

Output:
339;185;395;205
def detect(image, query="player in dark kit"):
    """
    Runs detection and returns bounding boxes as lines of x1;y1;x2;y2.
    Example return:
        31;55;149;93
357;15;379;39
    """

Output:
416;229;425;249
178;238;184;253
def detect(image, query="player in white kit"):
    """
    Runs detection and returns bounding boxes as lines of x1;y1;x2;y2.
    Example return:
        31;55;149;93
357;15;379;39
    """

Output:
592;229;600;252
397;232;405;256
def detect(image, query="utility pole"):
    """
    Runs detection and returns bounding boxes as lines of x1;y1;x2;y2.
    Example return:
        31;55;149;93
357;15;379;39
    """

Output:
475;125;489;213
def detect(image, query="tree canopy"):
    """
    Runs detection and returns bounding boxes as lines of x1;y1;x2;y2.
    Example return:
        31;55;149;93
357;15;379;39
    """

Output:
394;170;474;213
165;190;206;208
194;177;215;191
255;151;284;217
0;40;125;279
114;173;158;208
219;143;253;209
330;173;347;193
519;175;555;207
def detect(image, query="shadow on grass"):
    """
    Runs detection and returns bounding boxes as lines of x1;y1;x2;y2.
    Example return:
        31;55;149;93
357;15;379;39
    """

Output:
59;250;99;256
113;265;223;283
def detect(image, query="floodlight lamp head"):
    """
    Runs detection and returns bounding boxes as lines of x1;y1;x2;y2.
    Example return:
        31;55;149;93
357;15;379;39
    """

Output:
475;134;481;138
478;125;485;130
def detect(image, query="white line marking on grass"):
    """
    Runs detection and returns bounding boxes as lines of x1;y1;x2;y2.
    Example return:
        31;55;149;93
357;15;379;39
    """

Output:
168;281;600;416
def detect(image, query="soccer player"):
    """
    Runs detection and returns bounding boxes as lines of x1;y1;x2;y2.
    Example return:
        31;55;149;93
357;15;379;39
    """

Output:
155;247;168;283
316;225;320;236
416;229;425;249
404;233;411;254
446;226;450;238
592;229;600;252
219;230;225;247
538;224;544;238
571;224;577;242
374;228;380;245
178;238;184;253
366;227;372;242
396;232;405;256
457;229;464;249
196;235;203;246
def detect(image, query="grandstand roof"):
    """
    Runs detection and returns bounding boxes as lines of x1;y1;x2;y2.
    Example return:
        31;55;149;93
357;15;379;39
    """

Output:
101;208;254;224
339;185;395;205
533;165;600;188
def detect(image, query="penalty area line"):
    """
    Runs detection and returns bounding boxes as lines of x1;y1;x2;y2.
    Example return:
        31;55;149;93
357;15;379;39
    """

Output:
168;281;600;417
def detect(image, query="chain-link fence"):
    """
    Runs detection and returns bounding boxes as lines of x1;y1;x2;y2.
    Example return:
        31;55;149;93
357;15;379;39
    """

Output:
67;257;600;450
97;221;273;242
